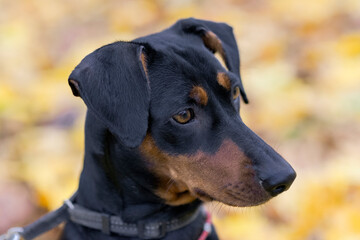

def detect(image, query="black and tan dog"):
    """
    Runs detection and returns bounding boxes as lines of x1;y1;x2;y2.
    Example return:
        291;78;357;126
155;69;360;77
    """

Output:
63;18;296;240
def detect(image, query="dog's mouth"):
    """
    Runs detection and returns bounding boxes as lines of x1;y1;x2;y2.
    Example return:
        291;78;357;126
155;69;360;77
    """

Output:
159;177;272;207
222;190;272;207
190;186;271;207
192;187;214;202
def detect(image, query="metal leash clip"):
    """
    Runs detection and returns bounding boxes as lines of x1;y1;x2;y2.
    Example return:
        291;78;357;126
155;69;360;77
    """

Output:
0;227;24;240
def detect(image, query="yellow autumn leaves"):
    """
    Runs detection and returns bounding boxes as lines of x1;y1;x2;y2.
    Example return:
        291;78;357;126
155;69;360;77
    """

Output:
1;0;360;239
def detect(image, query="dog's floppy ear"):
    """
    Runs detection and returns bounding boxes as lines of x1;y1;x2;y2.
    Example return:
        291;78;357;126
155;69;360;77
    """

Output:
68;42;150;148
180;18;248;103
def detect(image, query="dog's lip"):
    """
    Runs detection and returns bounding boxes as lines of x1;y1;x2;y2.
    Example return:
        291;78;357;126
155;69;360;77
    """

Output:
176;190;191;197
191;187;272;207
222;190;272;207
192;187;214;202
222;196;271;207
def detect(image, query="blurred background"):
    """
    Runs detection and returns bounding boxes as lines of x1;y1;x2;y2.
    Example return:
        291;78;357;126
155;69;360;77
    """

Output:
0;0;360;239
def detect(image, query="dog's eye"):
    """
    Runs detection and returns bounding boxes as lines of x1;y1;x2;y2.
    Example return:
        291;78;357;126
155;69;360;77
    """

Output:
172;109;194;124
233;86;240;100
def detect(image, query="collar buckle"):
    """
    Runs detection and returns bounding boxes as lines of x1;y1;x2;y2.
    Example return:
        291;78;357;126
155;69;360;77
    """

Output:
0;227;24;240
137;220;167;239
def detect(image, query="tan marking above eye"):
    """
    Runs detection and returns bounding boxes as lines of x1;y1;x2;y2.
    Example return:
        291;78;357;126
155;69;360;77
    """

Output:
233;86;240;99
173;109;193;124
217;72;231;90
189;86;208;106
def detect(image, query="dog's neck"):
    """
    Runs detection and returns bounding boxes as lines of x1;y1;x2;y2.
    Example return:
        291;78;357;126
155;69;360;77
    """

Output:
76;111;201;223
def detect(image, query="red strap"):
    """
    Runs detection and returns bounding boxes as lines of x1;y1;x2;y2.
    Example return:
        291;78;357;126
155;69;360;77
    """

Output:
198;212;212;240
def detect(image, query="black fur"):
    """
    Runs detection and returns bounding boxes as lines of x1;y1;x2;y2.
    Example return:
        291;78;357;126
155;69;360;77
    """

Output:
63;18;296;240
69;43;150;148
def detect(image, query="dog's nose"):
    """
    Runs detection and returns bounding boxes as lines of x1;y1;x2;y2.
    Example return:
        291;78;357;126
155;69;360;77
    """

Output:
261;169;296;197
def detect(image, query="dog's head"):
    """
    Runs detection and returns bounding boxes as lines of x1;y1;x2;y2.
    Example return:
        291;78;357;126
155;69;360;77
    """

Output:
69;18;296;207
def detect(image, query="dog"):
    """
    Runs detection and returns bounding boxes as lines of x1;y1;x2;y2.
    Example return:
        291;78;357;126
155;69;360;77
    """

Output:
61;18;296;240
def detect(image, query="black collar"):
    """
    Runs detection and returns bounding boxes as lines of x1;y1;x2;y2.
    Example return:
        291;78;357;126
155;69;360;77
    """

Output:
67;200;205;239
0;191;209;240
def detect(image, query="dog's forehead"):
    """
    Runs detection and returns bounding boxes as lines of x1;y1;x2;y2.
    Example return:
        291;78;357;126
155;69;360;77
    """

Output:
137;25;223;74
137;36;217;102
158;59;226;115
147;53;215;116
134;27;242;119
142;31;216;69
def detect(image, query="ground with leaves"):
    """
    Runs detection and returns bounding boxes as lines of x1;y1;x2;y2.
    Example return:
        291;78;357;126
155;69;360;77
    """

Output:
1;0;360;239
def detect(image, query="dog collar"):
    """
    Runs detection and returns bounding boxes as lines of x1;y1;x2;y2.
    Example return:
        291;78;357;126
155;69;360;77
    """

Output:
0;191;211;240
66;201;207;239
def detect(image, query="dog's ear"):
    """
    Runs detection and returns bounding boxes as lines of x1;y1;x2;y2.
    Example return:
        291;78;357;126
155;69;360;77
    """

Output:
179;18;248;103
68;42;150;148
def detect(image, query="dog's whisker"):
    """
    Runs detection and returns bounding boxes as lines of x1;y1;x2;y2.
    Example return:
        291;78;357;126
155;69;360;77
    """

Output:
165;178;175;194
166;177;174;185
